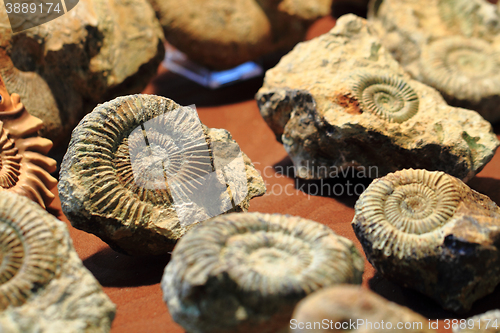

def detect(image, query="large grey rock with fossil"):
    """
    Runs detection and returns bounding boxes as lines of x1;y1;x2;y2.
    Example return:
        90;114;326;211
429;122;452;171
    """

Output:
352;169;500;313
0;191;115;333
59;94;266;256
368;0;500;122
256;14;499;182
0;0;165;146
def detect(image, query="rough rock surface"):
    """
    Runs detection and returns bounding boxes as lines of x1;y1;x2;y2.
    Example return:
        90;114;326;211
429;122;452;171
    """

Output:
162;213;364;333
292;285;435;333
256;14;499;182
368;0;500;122
59;95;266;256
352;169;500;313
148;0;332;69
454;310;500;333
0;0;165;145
0;191;115;333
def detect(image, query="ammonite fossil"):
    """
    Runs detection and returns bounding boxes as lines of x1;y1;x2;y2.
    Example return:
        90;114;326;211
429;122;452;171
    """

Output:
59;94;266;256
292;285;434;333
0;75;57;209
352;169;500;312
162;212;364;333
420;36;500;103
0;192;58;310
352;73;419;123
0;0;164;145
0;191;115;332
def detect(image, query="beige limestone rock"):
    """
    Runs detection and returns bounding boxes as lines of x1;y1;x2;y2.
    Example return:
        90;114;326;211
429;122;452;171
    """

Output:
368;0;500;122
148;0;332;70
352;168;500;313
292;285;435;333
0;0;165;146
58;94;266;256
0;191;115;333
454;310;500;333
256;14;499;182
162;213;364;333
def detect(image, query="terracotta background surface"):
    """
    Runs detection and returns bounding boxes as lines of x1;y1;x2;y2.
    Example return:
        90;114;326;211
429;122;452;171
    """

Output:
48;12;500;333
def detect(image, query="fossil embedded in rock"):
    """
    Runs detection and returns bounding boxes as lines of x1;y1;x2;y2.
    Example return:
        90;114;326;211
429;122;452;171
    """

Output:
368;0;500;122
0;75;57;208
420;36;500;103
0;191;115;332
256;14;499;181
0;0;164;145
292;285;435;333
352;73;419;123
147;0;333;70
352;168;500;312
162;213;364;333
58;94;266;256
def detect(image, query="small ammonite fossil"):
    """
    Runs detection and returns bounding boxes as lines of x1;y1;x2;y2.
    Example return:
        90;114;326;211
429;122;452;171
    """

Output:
0;74;57;209
352;73;419;123
292;285;434;333
352;169;500;312
58;94;266;256
162;212;364;333
420;36;500;103
0;192;58;310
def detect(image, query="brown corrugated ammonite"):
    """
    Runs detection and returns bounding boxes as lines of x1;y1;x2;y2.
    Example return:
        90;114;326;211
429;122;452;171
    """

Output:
0;74;57;209
58;94;266;256
161;212;364;333
0;191;115;332
352;73;419;123
420;36;500;103
352;168;500;313
0;192;58;310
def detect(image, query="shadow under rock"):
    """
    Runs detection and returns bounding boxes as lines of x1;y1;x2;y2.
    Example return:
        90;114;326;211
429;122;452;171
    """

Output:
467;177;500;205
273;155;373;207
369;272;500;320
83;247;171;288
331;1;368;19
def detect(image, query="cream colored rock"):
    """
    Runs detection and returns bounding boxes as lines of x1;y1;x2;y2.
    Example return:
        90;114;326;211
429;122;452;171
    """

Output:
454;310;500;333
148;0;332;69
352;169;500;313
0;0;165;145
0;191;115;333
59;94;266;256
256;14;499;182
368;0;500;122
292;285;435;333
162;213;364;333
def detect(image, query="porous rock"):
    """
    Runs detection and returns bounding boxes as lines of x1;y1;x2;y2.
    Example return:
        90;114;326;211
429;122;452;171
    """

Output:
0;191;115;333
256;14;499;182
292;285;435;333
58;94;266;256
0;0;165;145
352;168;500;313
162;213;364;333
368;0;500;122
148;0;332;70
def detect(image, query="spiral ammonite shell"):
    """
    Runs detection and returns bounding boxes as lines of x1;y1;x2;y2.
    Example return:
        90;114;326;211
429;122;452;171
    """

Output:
59;94;265;255
420;36;500;102
162;212;364;333
353;169;459;260
352;73;419;123
0;191;58;310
